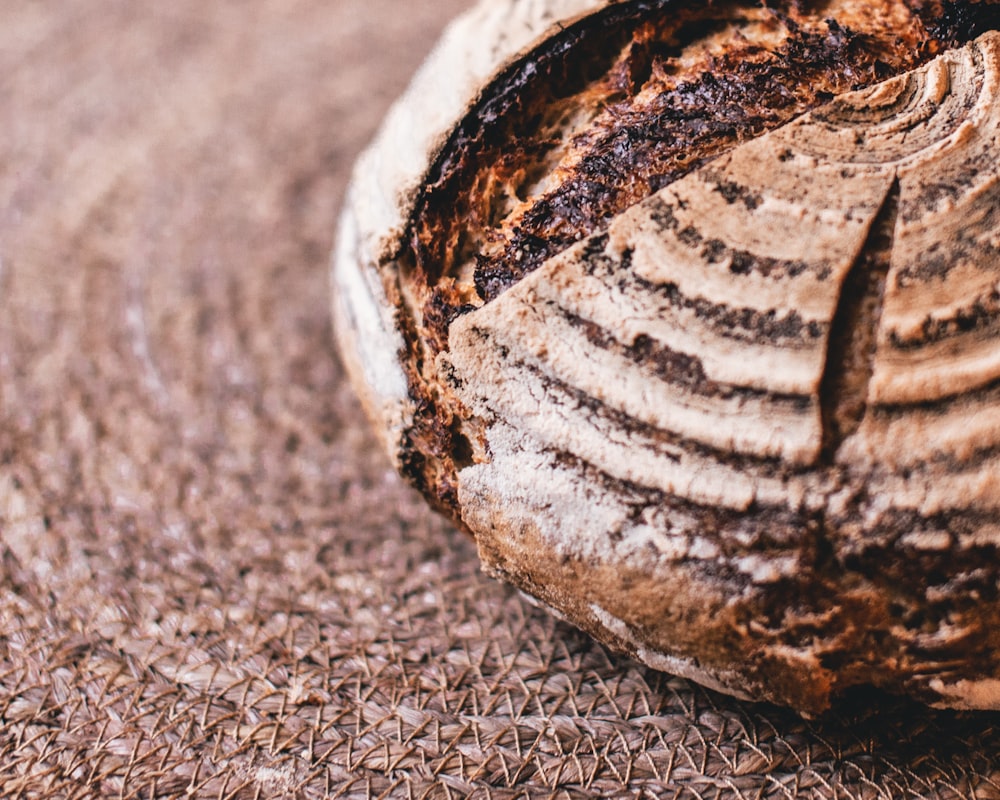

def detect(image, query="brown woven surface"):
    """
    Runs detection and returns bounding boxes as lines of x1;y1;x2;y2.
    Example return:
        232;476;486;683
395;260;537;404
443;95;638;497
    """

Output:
2;2;1000;798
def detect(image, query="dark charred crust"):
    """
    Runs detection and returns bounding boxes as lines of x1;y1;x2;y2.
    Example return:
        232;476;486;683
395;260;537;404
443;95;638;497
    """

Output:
557;306;815;411
875;370;1000;413
708;174;765;211
739;507;1000;699
916;0;1000;43
888;289;1000;349
422;287;478;356
570;224;828;345
505;356;815;476
410;1;657;279
409;1;975;303
377;0;1000;708
393;0;990;530
391;270;471;524
633;274;826;345
559;306;715;392
629;332;711;389
398;395;462;516
642;194;818;279
893;195;1000;289
823;509;1000;679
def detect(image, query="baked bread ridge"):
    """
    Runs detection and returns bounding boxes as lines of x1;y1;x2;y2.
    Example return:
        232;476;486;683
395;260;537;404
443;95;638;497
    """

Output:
446;30;1000;713
334;0;1000;713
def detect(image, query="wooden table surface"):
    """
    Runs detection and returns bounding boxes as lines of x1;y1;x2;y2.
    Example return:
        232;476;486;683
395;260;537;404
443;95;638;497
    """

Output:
2;2;1000;798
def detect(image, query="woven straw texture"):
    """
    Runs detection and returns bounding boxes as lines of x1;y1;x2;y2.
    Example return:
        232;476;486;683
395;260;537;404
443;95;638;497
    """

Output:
2;2;1000;797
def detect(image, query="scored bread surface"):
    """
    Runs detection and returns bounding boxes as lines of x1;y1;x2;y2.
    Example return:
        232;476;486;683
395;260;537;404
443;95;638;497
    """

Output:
334;0;1000;713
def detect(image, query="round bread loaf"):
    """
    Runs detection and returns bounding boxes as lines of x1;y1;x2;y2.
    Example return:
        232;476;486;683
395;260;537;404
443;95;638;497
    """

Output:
333;0;1000;714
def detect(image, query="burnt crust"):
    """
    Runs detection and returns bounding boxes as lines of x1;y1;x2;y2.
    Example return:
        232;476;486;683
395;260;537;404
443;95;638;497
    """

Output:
394;0;990;522
338;0;1000;713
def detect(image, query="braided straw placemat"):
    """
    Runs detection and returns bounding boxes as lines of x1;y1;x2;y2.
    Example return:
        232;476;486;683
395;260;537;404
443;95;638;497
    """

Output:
2;2;1000;798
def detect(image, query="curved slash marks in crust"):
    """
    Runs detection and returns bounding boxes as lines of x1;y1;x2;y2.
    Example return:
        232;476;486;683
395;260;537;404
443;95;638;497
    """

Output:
819;179;900;461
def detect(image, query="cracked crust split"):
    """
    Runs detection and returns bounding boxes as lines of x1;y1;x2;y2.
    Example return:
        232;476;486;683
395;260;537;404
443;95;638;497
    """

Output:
334;0;1000;712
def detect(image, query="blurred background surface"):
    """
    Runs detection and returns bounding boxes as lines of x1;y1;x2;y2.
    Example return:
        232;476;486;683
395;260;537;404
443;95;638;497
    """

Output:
1;2;1000;798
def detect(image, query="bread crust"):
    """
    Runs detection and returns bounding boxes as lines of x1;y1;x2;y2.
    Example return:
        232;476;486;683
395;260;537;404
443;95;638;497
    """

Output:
334;0;1000;713
333;0;605;464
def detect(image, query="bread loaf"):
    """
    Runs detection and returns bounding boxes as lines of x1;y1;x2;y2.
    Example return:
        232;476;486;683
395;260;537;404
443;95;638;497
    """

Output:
334;0;1000;713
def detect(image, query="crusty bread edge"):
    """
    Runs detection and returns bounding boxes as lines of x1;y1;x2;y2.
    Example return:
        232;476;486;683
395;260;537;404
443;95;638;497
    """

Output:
332;0;608;461
333;1;1000;714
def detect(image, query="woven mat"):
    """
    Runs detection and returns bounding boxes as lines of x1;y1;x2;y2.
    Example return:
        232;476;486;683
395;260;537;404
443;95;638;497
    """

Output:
2;2;1000;798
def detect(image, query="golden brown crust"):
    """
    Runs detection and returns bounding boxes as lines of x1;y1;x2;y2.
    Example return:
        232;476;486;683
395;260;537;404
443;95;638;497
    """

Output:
336;0;1000;713
395;0;992;518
